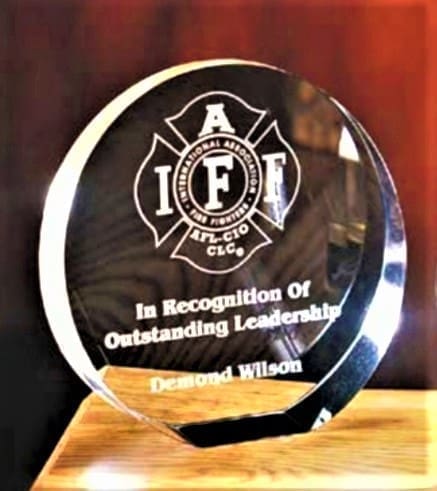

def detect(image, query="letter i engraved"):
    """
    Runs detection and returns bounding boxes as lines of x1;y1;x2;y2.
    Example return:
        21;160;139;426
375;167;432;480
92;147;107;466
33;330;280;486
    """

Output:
155;165;173;216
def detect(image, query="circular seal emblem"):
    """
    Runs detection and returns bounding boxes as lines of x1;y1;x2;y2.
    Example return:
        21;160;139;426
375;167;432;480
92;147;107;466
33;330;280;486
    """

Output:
134;91;300;274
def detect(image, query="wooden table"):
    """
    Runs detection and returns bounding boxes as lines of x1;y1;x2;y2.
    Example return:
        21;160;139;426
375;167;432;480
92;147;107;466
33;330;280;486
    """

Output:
32;367;437;490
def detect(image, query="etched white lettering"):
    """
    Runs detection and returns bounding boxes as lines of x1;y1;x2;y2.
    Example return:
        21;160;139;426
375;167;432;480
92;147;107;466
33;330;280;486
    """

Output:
262;152;286;203
154;165;173;216
198;103;235;137
203;154;233;211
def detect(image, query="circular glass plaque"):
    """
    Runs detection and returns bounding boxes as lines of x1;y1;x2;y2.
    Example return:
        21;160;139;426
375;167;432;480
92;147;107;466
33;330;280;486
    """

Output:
39;60;406;446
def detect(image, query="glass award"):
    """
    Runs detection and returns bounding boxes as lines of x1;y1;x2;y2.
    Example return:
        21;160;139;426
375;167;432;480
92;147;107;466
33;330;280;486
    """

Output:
39;60;406;446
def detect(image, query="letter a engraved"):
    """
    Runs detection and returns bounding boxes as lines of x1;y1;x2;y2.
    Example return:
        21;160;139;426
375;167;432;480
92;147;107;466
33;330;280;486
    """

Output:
198;103;235;137
203;154;233;211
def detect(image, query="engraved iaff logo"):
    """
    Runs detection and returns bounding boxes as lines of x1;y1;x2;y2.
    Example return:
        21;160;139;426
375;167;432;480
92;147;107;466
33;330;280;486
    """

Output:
134;91;301;274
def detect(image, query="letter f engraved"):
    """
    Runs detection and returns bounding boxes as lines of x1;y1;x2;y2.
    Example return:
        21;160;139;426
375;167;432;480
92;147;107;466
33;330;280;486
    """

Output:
203;155;233;211
262;152;286;203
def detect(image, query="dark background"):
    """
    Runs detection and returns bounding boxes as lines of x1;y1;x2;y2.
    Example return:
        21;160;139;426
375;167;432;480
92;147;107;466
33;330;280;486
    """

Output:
0;0;436;489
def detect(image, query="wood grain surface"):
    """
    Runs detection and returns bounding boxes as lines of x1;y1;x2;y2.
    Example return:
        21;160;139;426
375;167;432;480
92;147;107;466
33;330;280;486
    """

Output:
32;366;437;490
